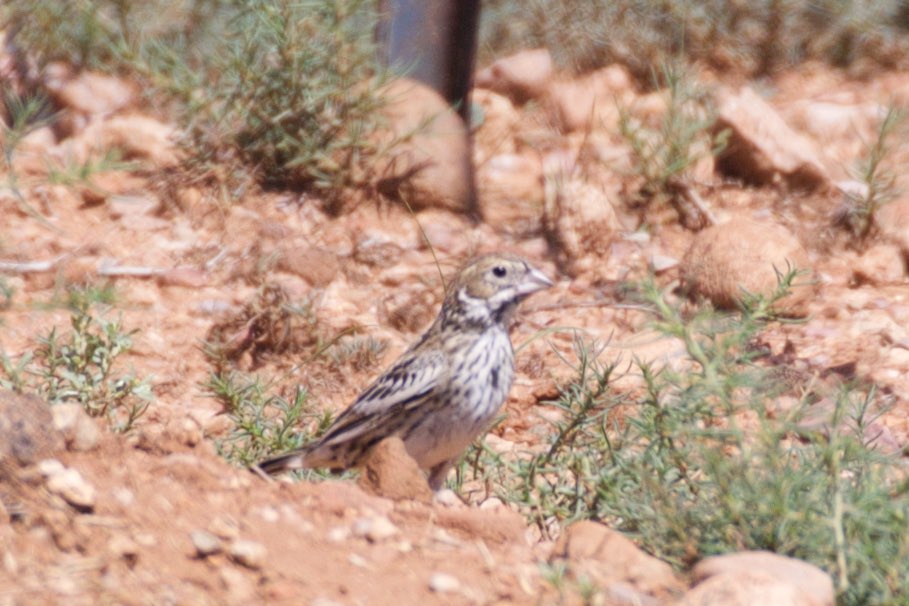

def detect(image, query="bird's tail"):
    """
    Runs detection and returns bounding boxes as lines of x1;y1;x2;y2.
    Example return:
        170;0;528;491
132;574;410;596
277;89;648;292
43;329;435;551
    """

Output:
252;450;308;477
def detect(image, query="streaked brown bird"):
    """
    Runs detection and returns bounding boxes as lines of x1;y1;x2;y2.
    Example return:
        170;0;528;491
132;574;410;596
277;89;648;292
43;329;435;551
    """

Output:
255;254;552;490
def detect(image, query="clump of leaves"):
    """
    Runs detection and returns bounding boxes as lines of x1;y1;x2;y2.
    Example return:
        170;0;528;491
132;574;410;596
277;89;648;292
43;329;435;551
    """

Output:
466;272;909;605
0;300;152;432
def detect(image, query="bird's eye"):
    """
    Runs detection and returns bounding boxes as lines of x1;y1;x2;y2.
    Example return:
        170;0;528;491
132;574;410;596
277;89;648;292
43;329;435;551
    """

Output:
492;265;507;278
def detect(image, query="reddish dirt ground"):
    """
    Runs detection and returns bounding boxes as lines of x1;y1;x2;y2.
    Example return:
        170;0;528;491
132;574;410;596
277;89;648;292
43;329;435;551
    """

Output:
3;60;909;604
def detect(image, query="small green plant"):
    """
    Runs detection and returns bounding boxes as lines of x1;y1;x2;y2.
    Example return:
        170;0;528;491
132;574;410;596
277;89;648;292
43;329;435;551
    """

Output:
203;370;336;473
0;300;152;431
836;105;905;240
619;64;727;228
466;272;909;605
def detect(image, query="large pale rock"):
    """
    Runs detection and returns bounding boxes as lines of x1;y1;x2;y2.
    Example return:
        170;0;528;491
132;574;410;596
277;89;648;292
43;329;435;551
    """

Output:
544;64;634;133
551;521;683;598
784;100;884;163
375;79;476;216
543;176;621;278
474;49;554;104
715;87;833;189
0;391;63;468
680;570;823;606
681;217;814;316
471;88;520;162
686;551;834;606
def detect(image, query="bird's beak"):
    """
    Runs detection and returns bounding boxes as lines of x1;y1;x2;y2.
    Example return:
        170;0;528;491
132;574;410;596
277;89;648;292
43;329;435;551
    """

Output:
518;266;554;296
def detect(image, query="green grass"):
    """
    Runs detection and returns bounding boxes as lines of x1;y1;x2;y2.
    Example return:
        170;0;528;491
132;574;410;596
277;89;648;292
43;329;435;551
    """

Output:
204;370;328;467
462;272;909;605
0;299;152;432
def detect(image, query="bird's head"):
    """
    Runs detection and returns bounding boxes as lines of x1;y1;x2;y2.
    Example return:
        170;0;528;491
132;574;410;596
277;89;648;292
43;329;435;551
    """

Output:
442;254;553;328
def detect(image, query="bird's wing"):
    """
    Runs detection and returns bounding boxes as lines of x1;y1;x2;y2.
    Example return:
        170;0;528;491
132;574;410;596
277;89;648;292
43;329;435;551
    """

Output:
313;348;448;448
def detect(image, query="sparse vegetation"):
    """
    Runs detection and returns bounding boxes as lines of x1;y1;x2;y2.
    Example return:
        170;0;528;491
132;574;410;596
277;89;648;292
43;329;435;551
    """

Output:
203;370;335;470
0;299;152;432
835;105;906;240
5;0;396;205
619;64;727;228
463;273;909;605
479;0;909;78
202;282;386;470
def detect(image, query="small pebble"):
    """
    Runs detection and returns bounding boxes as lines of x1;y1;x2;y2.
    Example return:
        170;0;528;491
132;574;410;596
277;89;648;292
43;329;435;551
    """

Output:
327;527;350;542
229;539;267;570
46;468;96;511
190;530;223;557
351;516;399;542
429;572;461;593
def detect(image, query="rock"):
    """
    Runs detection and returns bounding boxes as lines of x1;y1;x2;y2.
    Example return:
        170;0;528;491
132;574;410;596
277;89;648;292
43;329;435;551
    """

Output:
475;49;554;104
73;113;178;168
784;100;883;161
715;87;833;189
543;176;621;279
551;521;682;598
851;243;905;285
351;515;399;542
374;78;477;216
428;572;461;593
357;436;433;503
51;403;100;452
0;391;64;467
691;551;834;606
680;570;823;606
876;196;909;257
277;246;341;288
471;89;521;162
544;65;633;132
45;467;96;511
190;530;223;557
681;217;815;316
229;539;267;570
478;153;545;225
44;64;135;117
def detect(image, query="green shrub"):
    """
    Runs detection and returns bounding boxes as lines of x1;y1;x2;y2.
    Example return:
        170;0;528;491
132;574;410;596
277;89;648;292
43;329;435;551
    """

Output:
465;273;909;605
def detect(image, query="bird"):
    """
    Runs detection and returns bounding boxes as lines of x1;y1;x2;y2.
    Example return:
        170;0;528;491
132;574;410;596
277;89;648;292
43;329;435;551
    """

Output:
254;253;553;490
